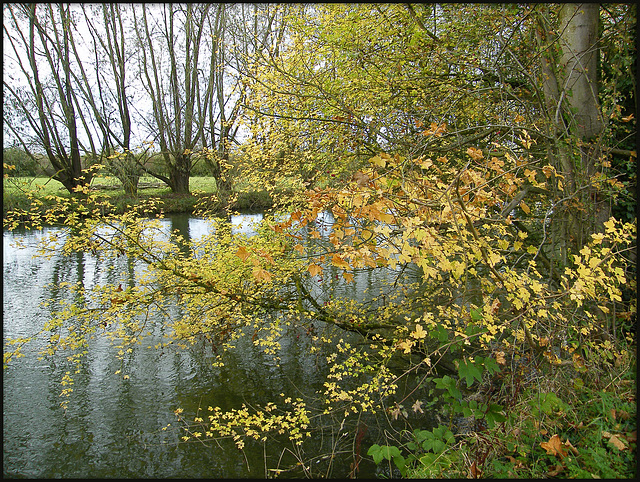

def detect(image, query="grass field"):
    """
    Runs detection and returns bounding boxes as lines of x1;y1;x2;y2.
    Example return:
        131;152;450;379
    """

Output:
3;174;273;218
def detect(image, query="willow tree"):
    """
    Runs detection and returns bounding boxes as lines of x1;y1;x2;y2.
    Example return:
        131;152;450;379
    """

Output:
131;4;212;194
3;4;102;193
79;4;143;196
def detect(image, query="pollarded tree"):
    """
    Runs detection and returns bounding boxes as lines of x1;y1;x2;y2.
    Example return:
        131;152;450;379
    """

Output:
79;4;144;196
132;4;213;194
3;4;102;193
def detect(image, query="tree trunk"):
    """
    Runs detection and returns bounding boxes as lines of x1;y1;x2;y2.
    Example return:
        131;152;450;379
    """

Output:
169;156;191;194
558;4;607;243
538;4;607;257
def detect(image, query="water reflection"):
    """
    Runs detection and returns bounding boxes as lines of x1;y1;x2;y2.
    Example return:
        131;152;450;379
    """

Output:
3;213;423;478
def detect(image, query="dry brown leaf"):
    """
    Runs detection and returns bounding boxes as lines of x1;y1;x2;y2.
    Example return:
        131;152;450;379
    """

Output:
608;434;628;451
564;438;579;456
352;171;370;187
469;460;482;478
540;434;568;459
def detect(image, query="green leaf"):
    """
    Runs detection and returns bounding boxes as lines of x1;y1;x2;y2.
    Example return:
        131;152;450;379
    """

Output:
458;358;483;388
367;444;384;465
434;375;461;399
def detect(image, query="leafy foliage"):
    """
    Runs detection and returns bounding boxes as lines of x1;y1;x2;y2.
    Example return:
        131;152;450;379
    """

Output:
3;3;636;479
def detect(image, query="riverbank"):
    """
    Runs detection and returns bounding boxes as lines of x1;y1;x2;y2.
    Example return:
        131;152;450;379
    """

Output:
3;175;275;219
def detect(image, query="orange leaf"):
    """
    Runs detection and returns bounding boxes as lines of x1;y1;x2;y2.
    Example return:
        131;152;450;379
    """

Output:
331;253;351;270
293;244;304;254
343;271;354;283
466;147;484;161
252;267;272;282
308;263;323;277
236;246;251;262
540;434;568;459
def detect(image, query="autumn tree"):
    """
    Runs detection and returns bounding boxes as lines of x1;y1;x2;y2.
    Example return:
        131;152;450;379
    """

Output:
3;3;636;478
239;3;635;256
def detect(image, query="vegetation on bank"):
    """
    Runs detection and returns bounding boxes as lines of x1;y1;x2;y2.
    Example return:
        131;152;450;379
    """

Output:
4;154;636;479
3;173;273;218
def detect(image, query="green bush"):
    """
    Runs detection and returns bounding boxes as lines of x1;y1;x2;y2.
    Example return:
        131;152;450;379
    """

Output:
3;148;41;176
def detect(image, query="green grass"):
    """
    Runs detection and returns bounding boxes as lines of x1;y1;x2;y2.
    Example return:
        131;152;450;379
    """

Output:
3;174;274;219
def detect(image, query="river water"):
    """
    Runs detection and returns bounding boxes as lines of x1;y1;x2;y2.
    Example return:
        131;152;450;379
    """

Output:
3;213;431;478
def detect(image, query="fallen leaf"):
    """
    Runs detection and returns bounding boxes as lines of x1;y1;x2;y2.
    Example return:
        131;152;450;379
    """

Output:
470;460;482;478
564;438;579;456
547;463;564;476
608;434;628;451
540;434;568;459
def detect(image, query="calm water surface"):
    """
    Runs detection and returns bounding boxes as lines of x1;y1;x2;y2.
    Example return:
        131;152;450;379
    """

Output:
4;213;410;478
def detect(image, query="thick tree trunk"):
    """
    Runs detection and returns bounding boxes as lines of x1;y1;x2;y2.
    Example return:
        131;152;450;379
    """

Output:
538;4;607;256
558;4;608;242
169;157;191;194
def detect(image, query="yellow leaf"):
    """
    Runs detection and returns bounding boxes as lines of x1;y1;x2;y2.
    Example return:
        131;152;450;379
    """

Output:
342;272;354;283
397;339;413;354
520;201;530;215
293;244;304;254
411;324;427;340
370;155;386;168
